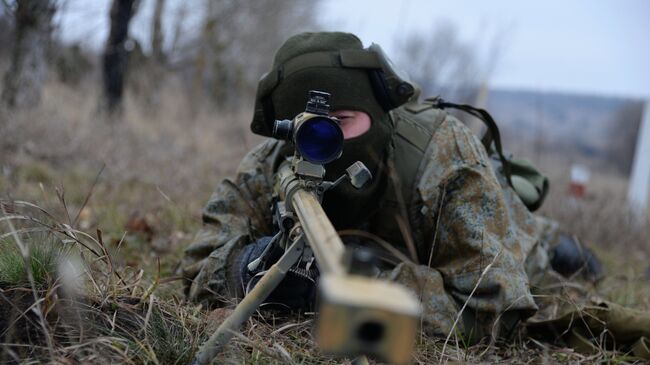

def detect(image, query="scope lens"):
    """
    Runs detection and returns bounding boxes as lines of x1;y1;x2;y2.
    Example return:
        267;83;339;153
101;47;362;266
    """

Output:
295;116;343;164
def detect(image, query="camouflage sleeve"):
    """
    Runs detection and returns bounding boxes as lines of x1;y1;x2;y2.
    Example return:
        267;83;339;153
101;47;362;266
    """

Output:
180;139;285;307
394;116;539;341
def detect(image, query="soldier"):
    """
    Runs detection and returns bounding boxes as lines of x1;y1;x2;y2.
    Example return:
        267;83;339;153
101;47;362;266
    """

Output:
180;32;570;342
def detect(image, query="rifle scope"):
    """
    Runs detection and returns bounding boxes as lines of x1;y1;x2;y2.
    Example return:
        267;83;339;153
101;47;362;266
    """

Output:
273;91;343;165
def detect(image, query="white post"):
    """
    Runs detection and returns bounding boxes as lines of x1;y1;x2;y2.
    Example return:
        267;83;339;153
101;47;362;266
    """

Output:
627;100;650;218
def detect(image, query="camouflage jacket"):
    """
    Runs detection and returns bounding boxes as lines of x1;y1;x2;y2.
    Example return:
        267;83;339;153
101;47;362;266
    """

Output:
180;110;549;341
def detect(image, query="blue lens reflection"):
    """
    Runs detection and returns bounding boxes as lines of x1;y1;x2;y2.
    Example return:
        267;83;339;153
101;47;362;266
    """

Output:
296;117;343;164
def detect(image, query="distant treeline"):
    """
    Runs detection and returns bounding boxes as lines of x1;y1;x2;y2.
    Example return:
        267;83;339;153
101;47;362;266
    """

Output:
0;1;503;116
488;89;645;176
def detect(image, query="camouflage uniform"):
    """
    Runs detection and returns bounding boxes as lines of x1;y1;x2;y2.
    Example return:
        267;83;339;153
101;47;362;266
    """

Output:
180;32;650;355
181;105;551;340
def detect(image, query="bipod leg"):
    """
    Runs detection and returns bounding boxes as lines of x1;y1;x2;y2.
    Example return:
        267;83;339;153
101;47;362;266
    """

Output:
191;237;305;365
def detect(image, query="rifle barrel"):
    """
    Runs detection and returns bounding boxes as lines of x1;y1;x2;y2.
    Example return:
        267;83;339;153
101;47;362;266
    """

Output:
291;189;345;275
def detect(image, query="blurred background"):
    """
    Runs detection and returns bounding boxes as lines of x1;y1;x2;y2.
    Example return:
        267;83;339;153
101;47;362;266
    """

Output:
1;0;649;276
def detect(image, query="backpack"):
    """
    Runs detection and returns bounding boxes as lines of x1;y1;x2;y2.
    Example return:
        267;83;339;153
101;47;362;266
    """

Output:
386;96;549;214
369;96;549;258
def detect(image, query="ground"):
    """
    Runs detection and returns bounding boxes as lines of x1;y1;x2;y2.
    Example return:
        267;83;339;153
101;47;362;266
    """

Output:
1;78;649;364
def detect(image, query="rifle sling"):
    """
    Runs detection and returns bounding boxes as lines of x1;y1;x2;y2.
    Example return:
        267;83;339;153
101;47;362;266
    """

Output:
427;97;514;188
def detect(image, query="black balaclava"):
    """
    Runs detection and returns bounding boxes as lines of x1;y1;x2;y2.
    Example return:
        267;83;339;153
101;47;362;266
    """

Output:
268;32;394;229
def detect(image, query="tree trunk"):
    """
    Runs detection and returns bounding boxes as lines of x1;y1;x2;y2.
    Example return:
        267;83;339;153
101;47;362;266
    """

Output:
102;0;138;113
1;0;55;109
151;0;165;65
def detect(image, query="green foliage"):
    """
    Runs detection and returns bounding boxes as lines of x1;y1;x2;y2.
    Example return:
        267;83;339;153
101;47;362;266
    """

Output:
0;237;66;289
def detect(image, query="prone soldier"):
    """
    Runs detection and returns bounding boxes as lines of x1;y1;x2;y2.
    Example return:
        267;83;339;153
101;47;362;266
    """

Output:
181;31;566;343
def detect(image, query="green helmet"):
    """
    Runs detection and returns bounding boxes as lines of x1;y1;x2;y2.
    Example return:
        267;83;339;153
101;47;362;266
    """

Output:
250;32;416;137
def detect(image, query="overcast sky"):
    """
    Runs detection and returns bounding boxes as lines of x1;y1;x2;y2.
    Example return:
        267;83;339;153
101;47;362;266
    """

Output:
58;0;650;99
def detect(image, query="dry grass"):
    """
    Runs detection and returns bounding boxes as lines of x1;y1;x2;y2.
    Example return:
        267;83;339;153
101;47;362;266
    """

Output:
1;76;649;364
0;199;207;364
1;72;261;195
537;166;650;309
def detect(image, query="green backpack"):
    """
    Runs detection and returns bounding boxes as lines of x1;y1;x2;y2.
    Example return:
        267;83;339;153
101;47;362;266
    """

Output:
392;96;550;213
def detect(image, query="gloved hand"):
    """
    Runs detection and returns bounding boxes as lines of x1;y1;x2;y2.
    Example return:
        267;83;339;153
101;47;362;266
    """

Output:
550;234;603;282
229;236;318;311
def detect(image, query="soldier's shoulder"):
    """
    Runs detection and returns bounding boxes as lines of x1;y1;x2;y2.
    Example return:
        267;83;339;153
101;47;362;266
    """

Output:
391;103;488;167
429;113;489;167
236;139;286;175
244;139;284;162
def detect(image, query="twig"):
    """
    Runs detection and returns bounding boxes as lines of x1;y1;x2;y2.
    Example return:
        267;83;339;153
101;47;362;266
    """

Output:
72;163;105;227
115;231;127;253
228;330;290;363
0;208;103;257
55;186;74;228
480;293;536;358
159;275;183;284
0;290;47;338
96;229;127;286
428;188;447;267
272;343;293;364
0;226;52;240
270;319;312;335
141;258;161;303
3;200;60;224
440;248;503;363
155;185;173;204
143;294;155;341
80;251;104;297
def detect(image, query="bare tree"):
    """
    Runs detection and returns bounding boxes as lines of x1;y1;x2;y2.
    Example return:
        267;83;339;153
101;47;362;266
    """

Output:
395;22;502;104
192;0;321;108
168;1;187;58
1;0;57;109
0;4;14;58
102;0;139;113
150;0;165;65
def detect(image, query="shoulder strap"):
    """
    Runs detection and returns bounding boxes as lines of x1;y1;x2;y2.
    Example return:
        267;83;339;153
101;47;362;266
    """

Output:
394;99;448;149
425;97;514;188
372;104;446;252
